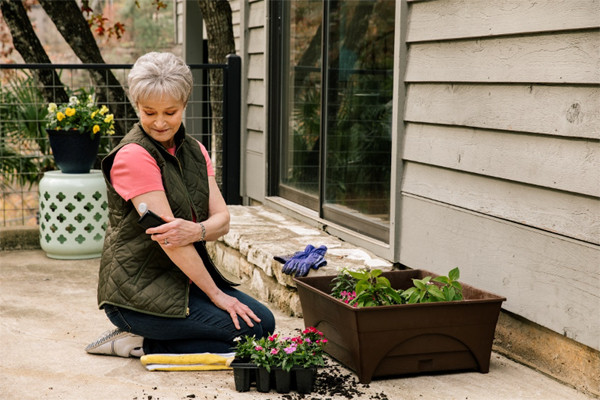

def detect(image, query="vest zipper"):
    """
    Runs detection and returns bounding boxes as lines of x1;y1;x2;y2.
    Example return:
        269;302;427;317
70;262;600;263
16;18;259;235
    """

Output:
185;280;191;317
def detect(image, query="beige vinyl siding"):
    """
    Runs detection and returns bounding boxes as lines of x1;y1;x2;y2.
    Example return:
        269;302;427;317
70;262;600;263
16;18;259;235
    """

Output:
230;0;241;51
401;0;600;350
406;0;600;41
241;0;267;202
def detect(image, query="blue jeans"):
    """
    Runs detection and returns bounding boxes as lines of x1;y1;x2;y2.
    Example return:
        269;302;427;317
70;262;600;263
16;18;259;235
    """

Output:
105;283;276;354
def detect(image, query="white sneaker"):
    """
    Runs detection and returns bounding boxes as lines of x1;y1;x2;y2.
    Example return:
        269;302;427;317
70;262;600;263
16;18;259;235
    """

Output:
85;328;144;358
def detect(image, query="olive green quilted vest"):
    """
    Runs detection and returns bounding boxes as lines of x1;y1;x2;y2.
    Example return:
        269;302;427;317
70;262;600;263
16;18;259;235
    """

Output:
97;123;209;318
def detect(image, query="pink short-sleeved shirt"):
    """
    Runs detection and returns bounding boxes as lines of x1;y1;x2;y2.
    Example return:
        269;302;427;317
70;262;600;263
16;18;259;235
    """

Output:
110;141;214;201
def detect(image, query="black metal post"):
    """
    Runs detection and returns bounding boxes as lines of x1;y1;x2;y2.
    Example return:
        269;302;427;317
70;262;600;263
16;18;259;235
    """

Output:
222;54;242;205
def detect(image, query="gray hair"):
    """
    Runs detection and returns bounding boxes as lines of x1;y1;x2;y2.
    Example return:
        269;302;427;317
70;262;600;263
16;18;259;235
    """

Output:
128;52;193;106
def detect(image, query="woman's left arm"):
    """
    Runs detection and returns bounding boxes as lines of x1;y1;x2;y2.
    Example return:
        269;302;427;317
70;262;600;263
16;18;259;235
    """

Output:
146;176;230;246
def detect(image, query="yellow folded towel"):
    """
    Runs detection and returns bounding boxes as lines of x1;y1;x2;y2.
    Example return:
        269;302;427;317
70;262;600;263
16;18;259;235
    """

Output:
141;352;236;372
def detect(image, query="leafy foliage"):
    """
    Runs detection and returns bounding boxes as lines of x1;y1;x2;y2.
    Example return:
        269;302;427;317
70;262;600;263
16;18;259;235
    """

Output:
0;72;53;187
234;327;328;372
330;267;463;307
347;269;403;307
330;268;357;299
1;77;117;188
45;92;116;138
402;267;463;304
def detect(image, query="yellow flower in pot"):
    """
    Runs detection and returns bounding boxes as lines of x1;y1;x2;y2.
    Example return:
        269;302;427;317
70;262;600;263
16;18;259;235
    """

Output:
45;94;116;173
46;95;115;138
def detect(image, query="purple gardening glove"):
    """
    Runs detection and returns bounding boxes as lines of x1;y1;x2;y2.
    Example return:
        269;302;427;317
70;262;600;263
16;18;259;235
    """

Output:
281;244;327;277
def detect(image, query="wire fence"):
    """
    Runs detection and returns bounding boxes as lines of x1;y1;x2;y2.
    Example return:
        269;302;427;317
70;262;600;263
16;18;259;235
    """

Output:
0;57;241;227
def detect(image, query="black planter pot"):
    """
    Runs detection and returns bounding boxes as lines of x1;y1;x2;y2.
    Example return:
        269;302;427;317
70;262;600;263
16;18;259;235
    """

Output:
47;129;101;173
274;368;291;393
256;367;271;393
294;366;317;394
231;360;256;392
231;361;318;394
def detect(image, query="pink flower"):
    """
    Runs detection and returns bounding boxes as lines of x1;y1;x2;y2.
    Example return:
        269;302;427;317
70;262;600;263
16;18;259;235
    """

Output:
271;348;279;355
255;346;263;351
284;345;297;354
303;327;319;335
268;334;278;342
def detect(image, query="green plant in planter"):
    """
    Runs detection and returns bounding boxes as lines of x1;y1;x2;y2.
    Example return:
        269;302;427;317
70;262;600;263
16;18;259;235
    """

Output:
233;335;258;362
402;267;463;303
330;267;463;307
251;336;277;372
330;268;357;299
45;94;115;138
233;328;328;373
348;269;403;307
273;328;328;371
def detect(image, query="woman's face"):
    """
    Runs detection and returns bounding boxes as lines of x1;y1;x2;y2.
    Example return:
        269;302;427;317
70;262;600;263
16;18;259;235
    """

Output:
137;93;185;148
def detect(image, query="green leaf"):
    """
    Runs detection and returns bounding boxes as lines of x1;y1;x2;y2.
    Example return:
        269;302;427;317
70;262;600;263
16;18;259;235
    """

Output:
388;289;404;304
448;286;456;301
376;276;391;287
413;279;427;290
402;287;415;299
371;269;383;277
355;281;368;294
348;270;368;280
448;267;460;281
408;292;419;303
427;285;445;300
433;276;449;285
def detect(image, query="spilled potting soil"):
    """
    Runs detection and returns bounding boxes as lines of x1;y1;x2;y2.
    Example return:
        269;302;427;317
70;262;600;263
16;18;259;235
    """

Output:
279;358;390;400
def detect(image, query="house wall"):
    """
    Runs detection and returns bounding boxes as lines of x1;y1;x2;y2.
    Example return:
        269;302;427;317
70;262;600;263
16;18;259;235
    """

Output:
399;0;600;351
231;0;268;203
230;0;600;352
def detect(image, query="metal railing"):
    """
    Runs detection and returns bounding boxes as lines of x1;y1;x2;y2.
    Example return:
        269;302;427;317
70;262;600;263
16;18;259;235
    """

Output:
0;55;241;227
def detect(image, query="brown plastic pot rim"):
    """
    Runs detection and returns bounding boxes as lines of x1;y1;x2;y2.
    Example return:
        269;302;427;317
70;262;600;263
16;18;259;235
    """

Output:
294;269;506;311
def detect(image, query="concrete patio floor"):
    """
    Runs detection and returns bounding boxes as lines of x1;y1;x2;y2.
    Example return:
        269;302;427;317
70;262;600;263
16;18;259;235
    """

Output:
0;249;594;400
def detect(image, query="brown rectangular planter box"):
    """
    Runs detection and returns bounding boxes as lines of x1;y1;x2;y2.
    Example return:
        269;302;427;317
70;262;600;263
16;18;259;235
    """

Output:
294;269;506;384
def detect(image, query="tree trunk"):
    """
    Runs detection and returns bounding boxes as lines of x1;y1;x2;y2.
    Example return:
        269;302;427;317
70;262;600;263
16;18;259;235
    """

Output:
39;0;136;139
0;0;68;104
197;0;236;185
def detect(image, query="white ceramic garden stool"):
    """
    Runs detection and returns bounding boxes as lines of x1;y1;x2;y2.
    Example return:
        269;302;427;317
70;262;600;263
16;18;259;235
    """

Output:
38;170;108;259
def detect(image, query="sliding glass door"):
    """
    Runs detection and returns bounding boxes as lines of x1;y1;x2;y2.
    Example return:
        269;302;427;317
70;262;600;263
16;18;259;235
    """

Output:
272;0;395;242
278;0;322;210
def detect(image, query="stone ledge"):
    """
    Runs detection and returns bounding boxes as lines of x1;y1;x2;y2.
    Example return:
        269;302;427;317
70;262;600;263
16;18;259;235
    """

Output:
207;205;394;316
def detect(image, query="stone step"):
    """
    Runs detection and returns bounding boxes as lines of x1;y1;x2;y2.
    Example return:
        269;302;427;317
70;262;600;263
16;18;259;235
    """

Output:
207;205;393;315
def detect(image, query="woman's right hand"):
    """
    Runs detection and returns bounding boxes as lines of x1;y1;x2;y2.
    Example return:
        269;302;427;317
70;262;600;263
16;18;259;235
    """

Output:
210;290;261;330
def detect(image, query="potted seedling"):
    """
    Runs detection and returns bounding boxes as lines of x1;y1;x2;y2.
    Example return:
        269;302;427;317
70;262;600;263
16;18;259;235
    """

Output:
231;327;327;394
